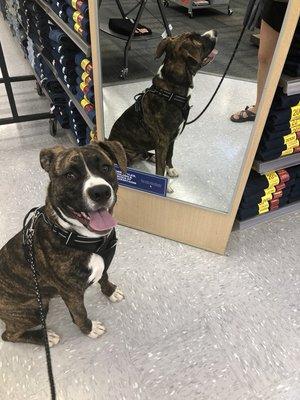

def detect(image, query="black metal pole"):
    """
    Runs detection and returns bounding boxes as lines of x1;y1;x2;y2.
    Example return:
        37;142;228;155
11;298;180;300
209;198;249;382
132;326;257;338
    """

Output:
0;41;19;118
157;0;172;36
0;74;35;84
124;0;147;69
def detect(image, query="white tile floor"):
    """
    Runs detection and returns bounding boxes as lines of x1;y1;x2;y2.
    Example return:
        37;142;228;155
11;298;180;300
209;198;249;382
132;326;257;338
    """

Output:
1;14;300;400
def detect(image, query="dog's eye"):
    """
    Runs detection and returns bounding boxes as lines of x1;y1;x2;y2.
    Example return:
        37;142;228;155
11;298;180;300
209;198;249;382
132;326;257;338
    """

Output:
66;172;77;180
102;165;111;173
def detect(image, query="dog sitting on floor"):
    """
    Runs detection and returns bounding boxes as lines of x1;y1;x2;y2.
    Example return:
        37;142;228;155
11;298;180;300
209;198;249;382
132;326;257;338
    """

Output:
109;30;218;189
0;141;126;346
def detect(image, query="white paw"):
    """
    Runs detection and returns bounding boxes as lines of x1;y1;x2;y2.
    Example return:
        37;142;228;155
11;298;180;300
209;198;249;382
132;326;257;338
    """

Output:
88;321;106;339
47;330;60;347
109;287;125;303
167;183;174;193
166;166;179;177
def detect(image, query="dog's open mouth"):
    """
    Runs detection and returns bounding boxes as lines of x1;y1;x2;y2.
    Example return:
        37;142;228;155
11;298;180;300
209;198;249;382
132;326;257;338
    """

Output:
70;208;117;233
202;48;218;66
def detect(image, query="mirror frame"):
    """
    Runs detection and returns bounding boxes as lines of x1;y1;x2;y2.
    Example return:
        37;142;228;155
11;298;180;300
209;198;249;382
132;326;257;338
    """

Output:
93;0;300;254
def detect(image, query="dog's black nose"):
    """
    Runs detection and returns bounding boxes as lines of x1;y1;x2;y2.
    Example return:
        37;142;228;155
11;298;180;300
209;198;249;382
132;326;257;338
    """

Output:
88;185;111;202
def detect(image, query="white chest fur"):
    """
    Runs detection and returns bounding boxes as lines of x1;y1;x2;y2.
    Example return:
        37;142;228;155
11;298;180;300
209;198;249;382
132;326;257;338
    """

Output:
87;253;105;285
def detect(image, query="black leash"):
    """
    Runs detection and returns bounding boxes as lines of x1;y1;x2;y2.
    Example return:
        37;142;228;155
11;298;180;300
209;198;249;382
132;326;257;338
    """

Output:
186;23;247;126
21;206;118;399
22;207;56;400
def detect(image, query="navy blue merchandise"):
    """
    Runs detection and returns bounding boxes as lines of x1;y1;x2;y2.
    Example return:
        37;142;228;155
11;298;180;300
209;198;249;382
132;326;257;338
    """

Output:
283;23;300;77
6;0;92;145
65;0;89;17
237;166;300;221
255;85;300;162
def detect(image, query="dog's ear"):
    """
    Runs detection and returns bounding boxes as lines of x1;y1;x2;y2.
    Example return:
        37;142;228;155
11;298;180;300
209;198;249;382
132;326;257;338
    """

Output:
97;140;127;174
40;146;65;172
182;48;202;66
155;37;172;59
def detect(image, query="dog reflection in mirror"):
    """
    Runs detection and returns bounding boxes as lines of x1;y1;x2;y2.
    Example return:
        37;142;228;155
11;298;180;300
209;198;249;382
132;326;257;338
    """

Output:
109;30;218;192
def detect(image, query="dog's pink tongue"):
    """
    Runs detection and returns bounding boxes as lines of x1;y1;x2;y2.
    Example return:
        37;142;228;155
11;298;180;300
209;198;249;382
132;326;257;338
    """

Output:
88;210;117;232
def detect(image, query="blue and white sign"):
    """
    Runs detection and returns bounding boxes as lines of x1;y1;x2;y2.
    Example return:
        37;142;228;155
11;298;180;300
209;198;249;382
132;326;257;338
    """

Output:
115;166;167;197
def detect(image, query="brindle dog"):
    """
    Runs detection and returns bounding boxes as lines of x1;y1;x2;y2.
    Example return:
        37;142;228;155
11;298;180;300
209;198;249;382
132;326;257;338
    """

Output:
0;141;127;346
109;30;218;182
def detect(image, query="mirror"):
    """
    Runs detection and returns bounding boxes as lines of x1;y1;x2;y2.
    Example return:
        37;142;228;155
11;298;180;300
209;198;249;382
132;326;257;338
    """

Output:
98;0;285;213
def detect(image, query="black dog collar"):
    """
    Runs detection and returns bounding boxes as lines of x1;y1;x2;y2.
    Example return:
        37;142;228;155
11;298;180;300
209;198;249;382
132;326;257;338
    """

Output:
23;207;118;257
147;85;190;106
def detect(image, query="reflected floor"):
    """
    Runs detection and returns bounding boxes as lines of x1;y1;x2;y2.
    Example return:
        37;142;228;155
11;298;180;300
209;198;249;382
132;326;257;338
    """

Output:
103;75;256;212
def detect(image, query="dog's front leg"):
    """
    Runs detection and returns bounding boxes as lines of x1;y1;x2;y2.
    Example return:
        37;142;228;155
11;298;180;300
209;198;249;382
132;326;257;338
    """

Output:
62;293;106;338
166;141;179;178
99;271;125;303
156;143;174;193
155;144;168;176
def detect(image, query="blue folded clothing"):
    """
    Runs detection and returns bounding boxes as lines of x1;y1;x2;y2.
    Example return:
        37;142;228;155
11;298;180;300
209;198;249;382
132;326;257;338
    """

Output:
267;108;295;125
284;62;300;78
66;7;89;30
65;0;89;16
67;18;90;42
50;3;68;21
271;88;300;109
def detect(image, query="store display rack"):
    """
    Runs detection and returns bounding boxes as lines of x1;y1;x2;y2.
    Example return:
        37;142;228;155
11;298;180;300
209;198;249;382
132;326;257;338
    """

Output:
234;201;300;230
13;13;95;133
2;0;104;139
251;73;300;176
163;0;232;19
238;31;300;229
279;74;300;96
252;153;300;174
35;0;91;56
37;48;96;131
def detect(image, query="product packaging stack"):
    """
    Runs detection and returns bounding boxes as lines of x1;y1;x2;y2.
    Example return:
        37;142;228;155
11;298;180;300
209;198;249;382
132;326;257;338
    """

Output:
48;0;90;44
256;88;300;161
17;0;52;59
34;52;70;129
283;24;300;78
86;126;97;143
68;100;90;145
49;27;79;93
74;53;96;123
289;165;300;203
2;0;20;38
2;0;94;145
237;166;300;221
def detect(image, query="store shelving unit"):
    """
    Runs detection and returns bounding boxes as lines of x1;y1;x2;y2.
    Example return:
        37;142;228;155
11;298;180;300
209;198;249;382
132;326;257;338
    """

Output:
37;48;96;130
3;0;104;138
237;32;300;229
163;0;232;19
14;12;95;133
234;201;300;230
279;74;300;96
35;0;91;56
252;153;300;174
